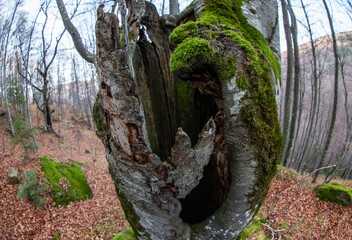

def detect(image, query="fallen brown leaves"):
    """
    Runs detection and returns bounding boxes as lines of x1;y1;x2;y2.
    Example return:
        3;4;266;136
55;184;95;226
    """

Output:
1;109;352;239
260;169;352;239
0;112;129;240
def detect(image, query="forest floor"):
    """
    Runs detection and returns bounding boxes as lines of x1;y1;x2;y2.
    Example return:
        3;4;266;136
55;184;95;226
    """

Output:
0;106;352;240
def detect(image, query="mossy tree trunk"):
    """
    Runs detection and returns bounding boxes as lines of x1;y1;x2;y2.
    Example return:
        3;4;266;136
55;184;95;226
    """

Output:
91;0;282;239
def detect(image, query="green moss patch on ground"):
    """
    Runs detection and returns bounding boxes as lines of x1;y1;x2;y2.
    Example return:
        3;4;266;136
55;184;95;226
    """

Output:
238;216;269;240
316;182;352;207
40;156;93;206
111;228;135;240
275;165;299;181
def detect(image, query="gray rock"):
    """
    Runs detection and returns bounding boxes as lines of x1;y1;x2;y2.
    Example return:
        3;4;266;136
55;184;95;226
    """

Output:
8;167;21;185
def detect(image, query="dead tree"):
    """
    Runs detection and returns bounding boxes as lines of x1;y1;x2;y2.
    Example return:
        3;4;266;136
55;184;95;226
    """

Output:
29;0;65;134
57;0;282;239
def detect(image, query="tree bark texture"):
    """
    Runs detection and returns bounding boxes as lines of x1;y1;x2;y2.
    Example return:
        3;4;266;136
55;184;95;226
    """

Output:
93;0;282;239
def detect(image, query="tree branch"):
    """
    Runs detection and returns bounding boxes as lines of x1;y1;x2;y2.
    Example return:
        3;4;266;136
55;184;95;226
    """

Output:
17;65;43;92
56;0;96;64
304;165;336;179
33;95;44;112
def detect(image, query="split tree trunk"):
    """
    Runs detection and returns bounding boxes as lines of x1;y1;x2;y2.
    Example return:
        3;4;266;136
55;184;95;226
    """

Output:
92;0;282;239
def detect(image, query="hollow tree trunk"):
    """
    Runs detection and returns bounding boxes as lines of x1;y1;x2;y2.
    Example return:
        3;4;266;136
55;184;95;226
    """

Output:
93;0;282;239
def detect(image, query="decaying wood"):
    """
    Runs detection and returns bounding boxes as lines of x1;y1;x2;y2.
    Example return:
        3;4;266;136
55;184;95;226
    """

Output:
91;0;282;239
94;4;217;239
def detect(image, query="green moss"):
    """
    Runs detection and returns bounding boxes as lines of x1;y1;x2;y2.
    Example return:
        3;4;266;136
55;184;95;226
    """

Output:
199;0;280;79
111;228;135;240
52;231;61;239
170;37;214;73
40;156;93;206
216;55;237;83
169;21;200;46
275;166;299;181
176;78;196;139
238;216;269;240
169;0;283;213
93;100;107;134
316;183;352;206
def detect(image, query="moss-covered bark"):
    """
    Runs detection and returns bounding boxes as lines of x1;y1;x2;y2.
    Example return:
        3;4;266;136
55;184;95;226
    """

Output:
93;0;281;239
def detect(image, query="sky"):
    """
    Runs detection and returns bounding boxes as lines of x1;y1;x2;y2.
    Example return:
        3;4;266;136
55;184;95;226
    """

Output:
280;0;352;51
13;0;352;55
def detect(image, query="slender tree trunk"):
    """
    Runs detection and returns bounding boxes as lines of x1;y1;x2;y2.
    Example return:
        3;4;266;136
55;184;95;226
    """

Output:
72;57;84;120
22;8;41;152
343;156;352;179
336;46;351;177
312;0;340;183
281;0;300;166
169;0;179;15
280;0;294;165
84;80;93;128
42;77;54;132
297;0;320;169
162;0;165;15
2;1;20;136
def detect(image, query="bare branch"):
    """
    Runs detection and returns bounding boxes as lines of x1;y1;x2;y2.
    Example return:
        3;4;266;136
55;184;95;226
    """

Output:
260;223;285;240
16;65;43;92
56;0;96;64
304;165;336;179
33;94;44;112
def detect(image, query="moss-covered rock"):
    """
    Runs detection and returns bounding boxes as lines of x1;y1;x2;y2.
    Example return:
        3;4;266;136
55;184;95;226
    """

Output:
275;165;299;181
40;156;93;206
316;182;352;207
111;228;135;240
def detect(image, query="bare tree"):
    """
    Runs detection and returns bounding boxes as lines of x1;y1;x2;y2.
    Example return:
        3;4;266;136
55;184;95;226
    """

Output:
2;0;21;136
281;0;300;166
296;0;320;172
312;0;340;183
16;7;41;151
27;0;66;134
280;0;294;161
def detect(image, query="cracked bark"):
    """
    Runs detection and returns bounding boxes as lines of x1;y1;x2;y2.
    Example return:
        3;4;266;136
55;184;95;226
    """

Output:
93;0;281;239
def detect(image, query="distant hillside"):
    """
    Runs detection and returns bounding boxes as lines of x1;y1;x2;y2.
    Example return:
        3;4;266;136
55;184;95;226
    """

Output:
279;30;352;176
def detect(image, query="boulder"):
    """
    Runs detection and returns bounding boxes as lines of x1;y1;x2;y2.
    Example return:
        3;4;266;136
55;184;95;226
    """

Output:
316;182;352;207
8;167;21;185
40;156;93;206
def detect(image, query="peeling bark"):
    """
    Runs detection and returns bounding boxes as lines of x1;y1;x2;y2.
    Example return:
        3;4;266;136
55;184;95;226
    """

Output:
93;0;281;239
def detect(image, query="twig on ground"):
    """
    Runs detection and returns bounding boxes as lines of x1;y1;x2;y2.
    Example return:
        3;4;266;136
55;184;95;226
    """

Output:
303;165;336;179
279;165;337;195
261;223;285;240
